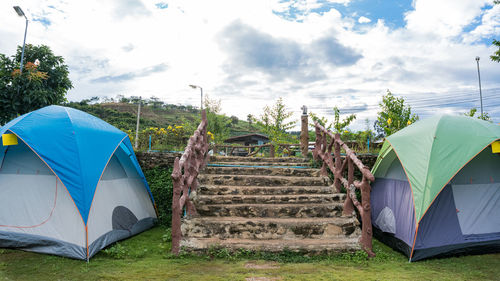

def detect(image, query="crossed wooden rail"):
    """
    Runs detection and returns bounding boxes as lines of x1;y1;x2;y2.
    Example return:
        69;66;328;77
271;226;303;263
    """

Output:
313;122;375;257
171;110;209;254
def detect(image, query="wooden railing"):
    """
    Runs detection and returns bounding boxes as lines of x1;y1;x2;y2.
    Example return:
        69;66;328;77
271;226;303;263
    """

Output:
212;143;301;157
313;122;375;257
171;110;209;254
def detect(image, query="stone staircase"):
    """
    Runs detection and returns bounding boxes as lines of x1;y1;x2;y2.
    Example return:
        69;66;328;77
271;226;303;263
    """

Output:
180;156;361;253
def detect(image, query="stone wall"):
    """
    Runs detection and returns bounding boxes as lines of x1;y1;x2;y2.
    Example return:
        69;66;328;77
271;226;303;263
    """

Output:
136;152;181;170
356;154;378;170
136;152;378;170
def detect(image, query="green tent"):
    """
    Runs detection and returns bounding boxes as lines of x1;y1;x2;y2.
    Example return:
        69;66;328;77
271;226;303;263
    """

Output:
371;114;500;261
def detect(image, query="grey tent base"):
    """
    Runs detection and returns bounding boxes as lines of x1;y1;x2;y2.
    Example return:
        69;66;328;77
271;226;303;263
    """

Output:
0;230;86;259
373;226;412;258
89;217;156;258
374;227;500;261
0;217;156;260
412;239;500;261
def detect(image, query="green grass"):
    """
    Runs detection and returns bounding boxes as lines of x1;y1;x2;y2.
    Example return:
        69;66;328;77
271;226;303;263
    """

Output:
1;226;500;280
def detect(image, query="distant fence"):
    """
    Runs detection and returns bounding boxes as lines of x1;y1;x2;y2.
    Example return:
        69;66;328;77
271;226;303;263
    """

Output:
212;143;302;157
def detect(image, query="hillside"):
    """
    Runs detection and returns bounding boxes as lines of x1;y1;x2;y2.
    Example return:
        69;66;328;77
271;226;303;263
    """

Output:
65;101;261;137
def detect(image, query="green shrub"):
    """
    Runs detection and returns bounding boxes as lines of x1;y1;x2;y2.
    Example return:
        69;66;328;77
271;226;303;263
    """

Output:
144;167;173;227
162;228;172;242
103;243;128;259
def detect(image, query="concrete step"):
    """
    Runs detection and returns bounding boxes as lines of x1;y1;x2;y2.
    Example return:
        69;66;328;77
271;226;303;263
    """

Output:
210;156;309;164
198;185;335;195
196;203;344;218
198;174;331;187
182;217;360;240
210;162;311;167
181;237;361;253
194;194;345;205
203;166;320;177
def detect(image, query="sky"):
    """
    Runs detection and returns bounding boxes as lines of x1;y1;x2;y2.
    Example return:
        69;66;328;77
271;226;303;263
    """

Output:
1;0;499;130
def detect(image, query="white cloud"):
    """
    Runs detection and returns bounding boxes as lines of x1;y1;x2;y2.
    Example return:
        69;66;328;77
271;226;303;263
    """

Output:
358;16;371;24
463;4;500;43
405;0;491;38
0;0;499;130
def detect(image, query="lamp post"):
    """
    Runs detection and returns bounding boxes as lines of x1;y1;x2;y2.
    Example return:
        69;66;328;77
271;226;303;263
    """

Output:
13;6;28;74
189;84;203;110
475;56;483;118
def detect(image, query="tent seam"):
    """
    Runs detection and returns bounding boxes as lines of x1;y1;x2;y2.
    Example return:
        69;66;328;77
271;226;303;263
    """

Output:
418;116;443;221
85;135;128;258
63;107;87;218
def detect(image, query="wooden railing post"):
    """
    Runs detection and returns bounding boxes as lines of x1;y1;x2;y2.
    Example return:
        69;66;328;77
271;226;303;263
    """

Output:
313;125;321;161
360;177;375;257
269;143;275;158
170;109;209;255
343;157;355;216
300;106;309;157
313;122;375;257
319;132;328;176
333;134;342;193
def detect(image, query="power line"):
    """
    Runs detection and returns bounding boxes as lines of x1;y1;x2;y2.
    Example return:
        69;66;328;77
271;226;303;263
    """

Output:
311;89;500;115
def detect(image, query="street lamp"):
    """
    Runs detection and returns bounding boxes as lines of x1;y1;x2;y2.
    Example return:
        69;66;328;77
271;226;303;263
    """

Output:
13;6;28;74
475;56;483;118
189;84;203;110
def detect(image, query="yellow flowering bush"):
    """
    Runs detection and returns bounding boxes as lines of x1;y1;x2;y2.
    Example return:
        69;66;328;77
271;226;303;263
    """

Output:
132;123;192;151
207;131;214;142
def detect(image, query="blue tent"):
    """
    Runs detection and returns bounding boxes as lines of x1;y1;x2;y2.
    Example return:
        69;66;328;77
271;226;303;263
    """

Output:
0;106;157;260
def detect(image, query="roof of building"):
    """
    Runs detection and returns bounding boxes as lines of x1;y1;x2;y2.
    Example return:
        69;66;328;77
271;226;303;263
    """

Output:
224;133;269;143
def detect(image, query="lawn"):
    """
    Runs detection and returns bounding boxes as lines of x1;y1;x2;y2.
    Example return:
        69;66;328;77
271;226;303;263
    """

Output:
1;226;499;281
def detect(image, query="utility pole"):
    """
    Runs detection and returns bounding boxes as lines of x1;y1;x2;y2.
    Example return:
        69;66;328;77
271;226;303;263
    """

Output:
134;97;141;149
475;56;483;118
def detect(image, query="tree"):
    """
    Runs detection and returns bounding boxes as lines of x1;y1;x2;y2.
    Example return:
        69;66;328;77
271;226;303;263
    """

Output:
332;107;356;134
309;106;356;133
309;112;332;130
491;40;500;63
149;96;164;108
230;115;239;125
204;95;222;114
492;1;500;62
354;119;375;152
119;95;130;103
247;114;254;130
464;108;491;121
204;95;231;144
375;90;419;137
254;97;297;144
0;44;72;124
